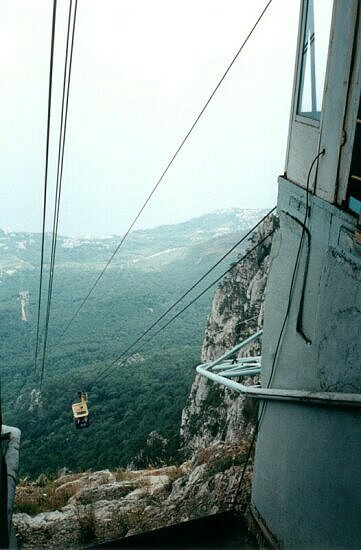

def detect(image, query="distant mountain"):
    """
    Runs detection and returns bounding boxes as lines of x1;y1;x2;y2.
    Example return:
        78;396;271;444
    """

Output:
0;208;269;277
129;208;269;244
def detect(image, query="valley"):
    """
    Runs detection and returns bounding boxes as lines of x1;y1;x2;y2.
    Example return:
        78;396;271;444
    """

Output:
0;208;268;477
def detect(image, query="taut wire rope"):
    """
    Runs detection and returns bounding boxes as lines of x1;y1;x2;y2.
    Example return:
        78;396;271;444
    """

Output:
59;0;274;340
34;0;58;372
91;225;275;389
40;0;78;390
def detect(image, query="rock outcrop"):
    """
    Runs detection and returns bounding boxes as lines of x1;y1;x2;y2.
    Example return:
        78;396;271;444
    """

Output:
180;215;275;450
128;431;170;469
14;443;252;549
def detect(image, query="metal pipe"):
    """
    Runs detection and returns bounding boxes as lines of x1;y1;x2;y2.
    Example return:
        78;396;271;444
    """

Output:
222;363;261;374
219;367;261;378
235;355;262;363
213;360;234;367
204;330;263;371
214;362;260;374
196;365;361;407
212;356;262;371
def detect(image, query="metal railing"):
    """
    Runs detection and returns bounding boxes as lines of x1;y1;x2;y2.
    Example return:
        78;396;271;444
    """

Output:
197;330;361;407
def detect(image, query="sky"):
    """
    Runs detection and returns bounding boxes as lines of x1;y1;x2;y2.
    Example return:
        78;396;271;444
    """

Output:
0;0;300;237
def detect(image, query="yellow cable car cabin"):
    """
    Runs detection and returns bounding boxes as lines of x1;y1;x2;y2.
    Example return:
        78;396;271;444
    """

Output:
72;392;90;429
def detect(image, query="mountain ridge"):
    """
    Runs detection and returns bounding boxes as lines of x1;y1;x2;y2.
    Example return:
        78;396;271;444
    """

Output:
0;207;270;242
0;208;269;276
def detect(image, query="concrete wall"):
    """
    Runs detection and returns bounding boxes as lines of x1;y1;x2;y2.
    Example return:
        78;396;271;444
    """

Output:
252;178;361;548
2;425;21;548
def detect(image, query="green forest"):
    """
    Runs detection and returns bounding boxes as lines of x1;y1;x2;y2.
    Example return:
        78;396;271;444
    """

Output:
0;210;265;477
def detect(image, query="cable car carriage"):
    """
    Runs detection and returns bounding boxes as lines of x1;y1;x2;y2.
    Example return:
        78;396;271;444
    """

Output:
72;391;90;429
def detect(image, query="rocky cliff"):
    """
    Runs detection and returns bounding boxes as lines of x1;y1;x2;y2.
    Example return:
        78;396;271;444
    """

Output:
180;215;275;450
13;215;276;548
14;443;251;549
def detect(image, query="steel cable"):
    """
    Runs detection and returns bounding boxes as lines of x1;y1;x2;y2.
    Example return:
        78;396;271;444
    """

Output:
34;0;58;372
59;0;274;339
40;0;78;390
93;226;275;388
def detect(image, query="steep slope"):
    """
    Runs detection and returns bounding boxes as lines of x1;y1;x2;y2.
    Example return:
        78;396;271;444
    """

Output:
180;214;276;450
12;214;276;548
14;443;256;549
2;210;270;478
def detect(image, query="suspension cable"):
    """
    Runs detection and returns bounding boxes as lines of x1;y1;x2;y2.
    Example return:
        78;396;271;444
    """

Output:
40;0;78;390
34;0;58;372
59;0;274;340
84;207;275;387
93;226;275;388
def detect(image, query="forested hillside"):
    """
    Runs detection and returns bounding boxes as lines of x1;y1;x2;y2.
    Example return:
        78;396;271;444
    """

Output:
0;208;268;477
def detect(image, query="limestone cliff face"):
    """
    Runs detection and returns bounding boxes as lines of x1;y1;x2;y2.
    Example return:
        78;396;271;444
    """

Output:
180;215;276;450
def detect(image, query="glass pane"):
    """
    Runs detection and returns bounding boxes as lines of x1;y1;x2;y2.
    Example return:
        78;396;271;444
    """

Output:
297;0;333;121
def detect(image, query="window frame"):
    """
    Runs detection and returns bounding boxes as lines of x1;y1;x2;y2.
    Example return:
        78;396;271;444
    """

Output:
284;0;327;190
296;0;334;125
336;13;361;212
285;0;359;206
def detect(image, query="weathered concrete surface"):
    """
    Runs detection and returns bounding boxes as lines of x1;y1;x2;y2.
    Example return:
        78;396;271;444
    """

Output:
252;179;361;548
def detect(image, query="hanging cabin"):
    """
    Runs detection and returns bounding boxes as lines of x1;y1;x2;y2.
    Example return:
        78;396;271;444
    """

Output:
71;392;90;429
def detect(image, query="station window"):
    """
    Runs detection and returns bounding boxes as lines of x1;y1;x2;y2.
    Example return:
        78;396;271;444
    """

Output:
347;95;361;215
297;0;333;121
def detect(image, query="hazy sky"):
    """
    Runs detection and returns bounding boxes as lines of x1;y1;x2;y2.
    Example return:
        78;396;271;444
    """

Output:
0;0;299;237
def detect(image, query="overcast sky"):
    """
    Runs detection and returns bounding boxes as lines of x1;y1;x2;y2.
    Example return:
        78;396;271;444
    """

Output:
0;0;299;237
